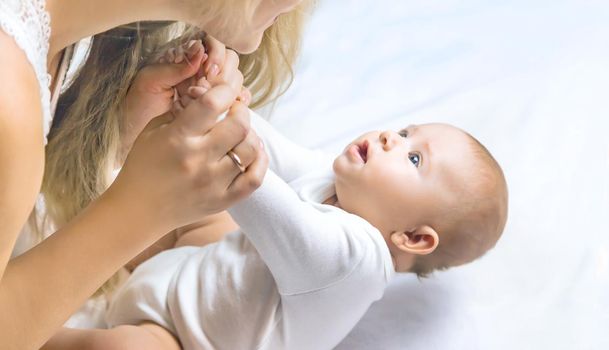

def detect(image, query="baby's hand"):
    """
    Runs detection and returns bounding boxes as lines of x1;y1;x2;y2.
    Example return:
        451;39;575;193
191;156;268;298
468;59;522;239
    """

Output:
202;46;251;105
175;74;251;111
157;38;207;65
173;41;252;109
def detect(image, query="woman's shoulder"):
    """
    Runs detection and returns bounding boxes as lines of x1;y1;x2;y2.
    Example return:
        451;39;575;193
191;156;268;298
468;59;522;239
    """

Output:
0;0;51;65
0;0;52;142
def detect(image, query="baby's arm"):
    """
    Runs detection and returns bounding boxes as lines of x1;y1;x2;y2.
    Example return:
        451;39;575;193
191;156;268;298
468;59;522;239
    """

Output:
228;170;392;349
249;111;332;183
177;85;363;294
229;169;368;294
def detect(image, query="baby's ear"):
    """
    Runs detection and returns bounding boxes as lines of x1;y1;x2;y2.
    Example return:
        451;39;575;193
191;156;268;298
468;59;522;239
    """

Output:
390;226;439;255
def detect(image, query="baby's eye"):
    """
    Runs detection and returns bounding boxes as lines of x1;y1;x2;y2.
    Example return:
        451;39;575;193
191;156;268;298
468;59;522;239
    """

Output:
408;152;421;167
398;130;409;138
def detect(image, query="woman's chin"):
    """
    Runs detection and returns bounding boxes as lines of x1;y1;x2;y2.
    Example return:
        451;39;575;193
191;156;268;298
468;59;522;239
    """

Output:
231;34;263;54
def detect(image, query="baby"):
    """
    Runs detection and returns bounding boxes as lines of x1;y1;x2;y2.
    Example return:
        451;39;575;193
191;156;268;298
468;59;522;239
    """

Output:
62;38;508;348
93;80;508;349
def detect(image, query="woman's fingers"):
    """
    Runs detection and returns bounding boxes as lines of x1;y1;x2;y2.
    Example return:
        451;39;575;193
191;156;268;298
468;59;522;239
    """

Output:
188;84;210;98
224;128;260;171
203;34;225;80
203;101;251;160
186;39;204;60
226;142;268;200
210;49;243;93
238;87;252;106
179;84;208;108
139;49;205;91
174;40;207;97
213;128;261;189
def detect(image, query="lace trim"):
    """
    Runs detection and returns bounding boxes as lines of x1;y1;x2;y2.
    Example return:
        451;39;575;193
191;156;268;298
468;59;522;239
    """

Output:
0;0;52;144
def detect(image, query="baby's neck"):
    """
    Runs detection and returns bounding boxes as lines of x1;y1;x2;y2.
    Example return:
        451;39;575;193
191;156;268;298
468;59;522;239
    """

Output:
322;195;340;208
323;195;399;270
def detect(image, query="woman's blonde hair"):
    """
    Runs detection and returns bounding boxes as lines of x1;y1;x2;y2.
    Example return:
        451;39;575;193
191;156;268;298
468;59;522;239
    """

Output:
40;2;312;296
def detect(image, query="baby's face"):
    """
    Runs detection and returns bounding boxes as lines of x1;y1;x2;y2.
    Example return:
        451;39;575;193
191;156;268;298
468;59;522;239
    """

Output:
333;123;474;233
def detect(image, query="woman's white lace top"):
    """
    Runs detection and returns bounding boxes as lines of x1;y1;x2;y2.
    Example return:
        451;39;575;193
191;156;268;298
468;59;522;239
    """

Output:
0;0;52;143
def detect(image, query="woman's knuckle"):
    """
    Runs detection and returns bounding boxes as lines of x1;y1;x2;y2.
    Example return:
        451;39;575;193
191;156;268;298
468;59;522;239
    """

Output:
165;134;182;151
178;157;196;177
247;142;258;157
194;167;214;188
246;174;263;189
198;93;222;113
234;104;250;122
233;122;249;141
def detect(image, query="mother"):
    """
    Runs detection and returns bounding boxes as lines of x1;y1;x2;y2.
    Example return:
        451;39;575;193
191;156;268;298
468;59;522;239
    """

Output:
0;0;303;349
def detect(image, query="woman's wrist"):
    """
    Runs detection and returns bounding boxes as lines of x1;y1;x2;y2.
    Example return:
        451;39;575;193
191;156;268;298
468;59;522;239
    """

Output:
98;184;171;241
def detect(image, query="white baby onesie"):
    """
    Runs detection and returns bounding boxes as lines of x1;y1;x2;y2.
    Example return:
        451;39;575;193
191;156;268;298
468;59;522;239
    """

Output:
106;112;395;350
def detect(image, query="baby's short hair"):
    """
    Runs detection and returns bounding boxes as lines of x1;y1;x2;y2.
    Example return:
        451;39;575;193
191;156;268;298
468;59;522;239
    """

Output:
410;133;508;278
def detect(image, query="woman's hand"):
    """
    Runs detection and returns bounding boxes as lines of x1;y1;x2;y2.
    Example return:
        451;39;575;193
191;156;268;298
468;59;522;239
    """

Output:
108;78;268;233
120;35;250;161
114;34;259;249
120;39;206;159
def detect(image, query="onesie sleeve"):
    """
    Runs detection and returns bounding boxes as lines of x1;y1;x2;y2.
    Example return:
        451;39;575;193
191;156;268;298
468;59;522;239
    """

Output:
228;170;372;295
250;111;332;183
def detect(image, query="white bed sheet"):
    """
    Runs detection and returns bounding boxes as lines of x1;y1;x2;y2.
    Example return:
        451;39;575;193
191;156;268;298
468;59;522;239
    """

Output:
268;1;609;349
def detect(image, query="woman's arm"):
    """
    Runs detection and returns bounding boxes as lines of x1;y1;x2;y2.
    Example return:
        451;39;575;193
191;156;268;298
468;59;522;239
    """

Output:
0;32;45;280
1;33;163;349
0;34;265;350
124;231;178;273
2;184;171;350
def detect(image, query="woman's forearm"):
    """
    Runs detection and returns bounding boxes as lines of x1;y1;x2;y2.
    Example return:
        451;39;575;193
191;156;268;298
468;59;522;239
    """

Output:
0;192;166;350
124;230;178;272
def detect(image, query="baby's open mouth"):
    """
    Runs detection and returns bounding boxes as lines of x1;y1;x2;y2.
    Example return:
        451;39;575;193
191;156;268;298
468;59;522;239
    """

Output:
357;141;369;163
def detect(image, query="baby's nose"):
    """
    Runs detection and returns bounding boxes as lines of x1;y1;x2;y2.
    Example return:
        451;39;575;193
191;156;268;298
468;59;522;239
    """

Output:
379;131;399;150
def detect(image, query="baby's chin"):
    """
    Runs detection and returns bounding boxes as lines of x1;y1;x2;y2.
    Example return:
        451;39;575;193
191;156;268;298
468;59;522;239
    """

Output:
332;155;346;176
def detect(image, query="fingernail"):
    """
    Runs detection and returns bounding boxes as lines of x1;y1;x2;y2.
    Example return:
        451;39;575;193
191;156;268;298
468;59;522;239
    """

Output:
260;140;265;149
187;41;202;59
196;77;211;89
188;86;208;96
167;48;175;63
207;64;219;79
186;39;197;50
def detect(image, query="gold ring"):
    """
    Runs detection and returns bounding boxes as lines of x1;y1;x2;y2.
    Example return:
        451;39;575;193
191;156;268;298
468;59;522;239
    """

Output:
227;150;246;173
